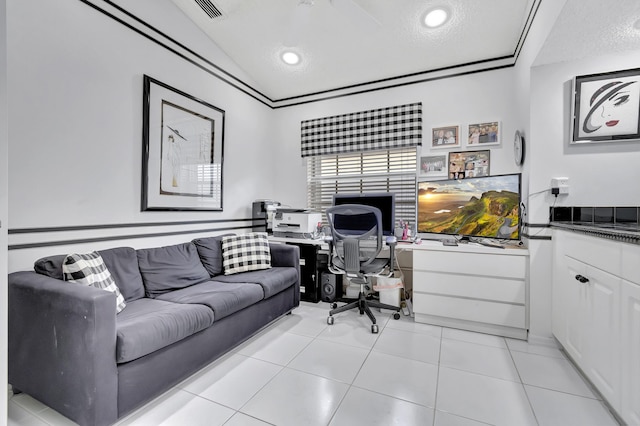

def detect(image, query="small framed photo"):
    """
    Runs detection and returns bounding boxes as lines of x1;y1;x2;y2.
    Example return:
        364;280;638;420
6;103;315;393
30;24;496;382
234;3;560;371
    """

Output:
431;125;460;149
571;68;640;143
467;121;500;146
420;154;448;178
448;150;490;179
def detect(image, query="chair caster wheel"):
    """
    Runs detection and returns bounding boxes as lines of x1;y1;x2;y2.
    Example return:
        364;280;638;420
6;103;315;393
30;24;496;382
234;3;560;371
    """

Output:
393;312;401;320
327;316;334;325
331;302;338;309
371;324;379;333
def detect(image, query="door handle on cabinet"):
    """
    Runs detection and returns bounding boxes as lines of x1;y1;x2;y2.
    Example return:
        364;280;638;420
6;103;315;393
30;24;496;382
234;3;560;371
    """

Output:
575;274;590;284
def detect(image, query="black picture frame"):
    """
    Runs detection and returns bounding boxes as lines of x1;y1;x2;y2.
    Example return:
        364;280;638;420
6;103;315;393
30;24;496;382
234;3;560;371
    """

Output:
571;68;640;144
142;75;225;211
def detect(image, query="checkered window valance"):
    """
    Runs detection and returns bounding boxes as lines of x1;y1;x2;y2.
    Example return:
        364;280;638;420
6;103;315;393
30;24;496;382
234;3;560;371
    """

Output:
300;102;422;158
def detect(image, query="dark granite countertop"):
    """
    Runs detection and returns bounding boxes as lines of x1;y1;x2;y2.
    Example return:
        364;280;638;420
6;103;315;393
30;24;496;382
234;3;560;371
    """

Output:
551;222;640;245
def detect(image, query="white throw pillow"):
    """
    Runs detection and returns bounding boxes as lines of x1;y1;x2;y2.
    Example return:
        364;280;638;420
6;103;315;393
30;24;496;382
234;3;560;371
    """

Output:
63;251;126;313
221;233;272;275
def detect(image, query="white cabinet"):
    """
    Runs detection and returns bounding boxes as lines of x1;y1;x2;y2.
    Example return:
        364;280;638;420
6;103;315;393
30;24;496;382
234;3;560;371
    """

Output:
555;255;589;364
621;279;640;425
552;229;640;423
411;241;528;339
558;255;620;406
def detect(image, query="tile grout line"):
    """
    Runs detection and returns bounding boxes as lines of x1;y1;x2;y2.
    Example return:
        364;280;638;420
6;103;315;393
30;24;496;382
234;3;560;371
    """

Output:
431;328;444;426
506;341;541;426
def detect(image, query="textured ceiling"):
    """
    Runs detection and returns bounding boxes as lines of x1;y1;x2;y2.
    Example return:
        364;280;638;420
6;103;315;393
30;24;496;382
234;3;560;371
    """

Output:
171;0;533;100
534;0;640;67
170;0;640;102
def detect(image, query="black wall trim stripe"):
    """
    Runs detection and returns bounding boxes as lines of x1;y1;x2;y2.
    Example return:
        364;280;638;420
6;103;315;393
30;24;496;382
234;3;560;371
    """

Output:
274;55;514;104
9;218;254;234
525;222;550;228
98;0;272;102
513;0;541;63
77;0;538;109
8;224;261;250
273;64;515;109
78;0;271;107
522;233;552;240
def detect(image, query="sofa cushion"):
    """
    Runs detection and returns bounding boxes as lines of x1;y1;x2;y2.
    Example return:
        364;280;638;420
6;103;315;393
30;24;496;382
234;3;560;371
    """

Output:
192;234;234;277
213;267;298;299
137;242;211;298
63;252;127;313
34;247;145;302
221;233;271;275
115;298;214;363
156;281;264;321
34;254;66;279
98;247;145;302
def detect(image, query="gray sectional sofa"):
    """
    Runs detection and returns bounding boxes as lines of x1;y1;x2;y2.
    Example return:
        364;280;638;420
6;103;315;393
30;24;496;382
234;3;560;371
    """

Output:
8;235;300;426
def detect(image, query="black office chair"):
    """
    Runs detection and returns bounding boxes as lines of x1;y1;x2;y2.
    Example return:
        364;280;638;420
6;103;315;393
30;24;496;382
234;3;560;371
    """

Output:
325;204;401;333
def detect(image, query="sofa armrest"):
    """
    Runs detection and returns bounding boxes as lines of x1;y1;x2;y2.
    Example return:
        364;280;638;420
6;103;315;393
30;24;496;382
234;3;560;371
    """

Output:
269;243;299;268
9;271;118;426
269;243;301;305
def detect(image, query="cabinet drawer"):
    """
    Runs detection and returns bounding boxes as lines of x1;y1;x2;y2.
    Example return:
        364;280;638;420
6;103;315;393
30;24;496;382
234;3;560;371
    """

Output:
414;293;525;328
413;250;526;279
558;230;622;276
414;271;525;304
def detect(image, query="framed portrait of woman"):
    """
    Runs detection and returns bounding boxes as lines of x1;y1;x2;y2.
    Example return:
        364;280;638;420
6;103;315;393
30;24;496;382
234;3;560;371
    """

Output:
571;68;640;144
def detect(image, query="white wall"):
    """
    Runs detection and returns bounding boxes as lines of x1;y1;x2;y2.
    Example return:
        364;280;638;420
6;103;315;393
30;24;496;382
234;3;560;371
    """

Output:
523;50;640;341
511;0;566;341
271;68;523;209
1;0;8;419
529;51;640;222
6;0;276;271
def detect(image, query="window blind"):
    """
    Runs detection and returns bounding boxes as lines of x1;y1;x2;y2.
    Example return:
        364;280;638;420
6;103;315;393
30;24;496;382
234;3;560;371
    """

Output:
301;103;422;158
307;147;417;228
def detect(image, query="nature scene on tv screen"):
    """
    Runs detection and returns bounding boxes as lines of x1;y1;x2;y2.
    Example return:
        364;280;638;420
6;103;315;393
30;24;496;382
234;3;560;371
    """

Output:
418;175;520;239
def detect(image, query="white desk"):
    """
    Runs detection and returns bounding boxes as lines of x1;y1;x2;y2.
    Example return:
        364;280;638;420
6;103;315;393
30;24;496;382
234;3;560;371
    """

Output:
271;236;530;339
399;240;529;339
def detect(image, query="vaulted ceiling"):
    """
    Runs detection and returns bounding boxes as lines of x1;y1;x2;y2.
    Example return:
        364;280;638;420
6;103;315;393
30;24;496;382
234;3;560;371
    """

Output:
170;0;640;104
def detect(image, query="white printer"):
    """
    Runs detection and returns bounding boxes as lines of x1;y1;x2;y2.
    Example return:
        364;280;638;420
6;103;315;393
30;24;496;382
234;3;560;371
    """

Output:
272;208;322;238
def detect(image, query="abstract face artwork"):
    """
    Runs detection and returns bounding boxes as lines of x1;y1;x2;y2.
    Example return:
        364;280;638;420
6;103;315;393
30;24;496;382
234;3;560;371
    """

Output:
582;80;638;135
573;69;640;142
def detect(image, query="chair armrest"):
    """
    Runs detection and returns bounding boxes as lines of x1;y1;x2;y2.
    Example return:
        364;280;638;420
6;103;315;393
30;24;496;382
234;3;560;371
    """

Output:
386;237;397;275
8;271;118;426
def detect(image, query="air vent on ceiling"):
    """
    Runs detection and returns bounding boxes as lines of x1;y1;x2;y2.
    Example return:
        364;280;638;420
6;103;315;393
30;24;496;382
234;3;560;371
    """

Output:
194;0;223;19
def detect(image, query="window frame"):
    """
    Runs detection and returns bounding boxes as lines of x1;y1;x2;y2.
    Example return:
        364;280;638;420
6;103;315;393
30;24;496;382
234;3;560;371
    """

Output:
306;147;418;231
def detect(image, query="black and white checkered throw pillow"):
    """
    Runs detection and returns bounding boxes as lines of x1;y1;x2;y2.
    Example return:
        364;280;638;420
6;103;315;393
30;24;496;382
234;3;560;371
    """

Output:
221;233;271;275
63;251;127;313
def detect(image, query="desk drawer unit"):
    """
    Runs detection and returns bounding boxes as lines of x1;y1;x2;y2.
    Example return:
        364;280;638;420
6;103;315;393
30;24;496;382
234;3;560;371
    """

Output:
412;248;528;339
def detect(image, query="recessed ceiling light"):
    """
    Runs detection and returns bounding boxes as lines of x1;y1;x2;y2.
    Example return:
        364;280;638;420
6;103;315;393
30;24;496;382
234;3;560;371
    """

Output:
424;8;449;28
282;51;301;65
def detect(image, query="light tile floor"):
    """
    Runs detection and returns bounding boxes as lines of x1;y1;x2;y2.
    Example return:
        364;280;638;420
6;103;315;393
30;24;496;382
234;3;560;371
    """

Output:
8;301;620;426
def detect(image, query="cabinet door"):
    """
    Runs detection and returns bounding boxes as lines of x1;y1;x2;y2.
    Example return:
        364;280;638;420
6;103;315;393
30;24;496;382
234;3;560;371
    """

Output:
621;281;640;425
561;256;589;364
582;265;620;410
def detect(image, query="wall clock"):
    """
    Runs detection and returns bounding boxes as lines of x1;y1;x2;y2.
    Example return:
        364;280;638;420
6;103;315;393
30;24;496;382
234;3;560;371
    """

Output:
514;130;525;166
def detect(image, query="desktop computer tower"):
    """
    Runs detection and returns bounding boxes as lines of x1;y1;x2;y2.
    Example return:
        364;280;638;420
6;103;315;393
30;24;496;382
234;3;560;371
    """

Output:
287;243;322;303
320;272;341;303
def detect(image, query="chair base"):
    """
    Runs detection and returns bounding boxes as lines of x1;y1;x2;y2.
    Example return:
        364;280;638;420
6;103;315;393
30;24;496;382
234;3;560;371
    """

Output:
327;289;401;333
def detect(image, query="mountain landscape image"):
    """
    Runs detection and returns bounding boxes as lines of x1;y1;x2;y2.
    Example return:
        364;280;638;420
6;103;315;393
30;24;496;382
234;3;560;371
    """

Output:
418;176;520;239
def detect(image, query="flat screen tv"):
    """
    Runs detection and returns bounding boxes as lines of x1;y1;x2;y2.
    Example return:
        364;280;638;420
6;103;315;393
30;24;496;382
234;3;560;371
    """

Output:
417;174;521;240
332;192;396;236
